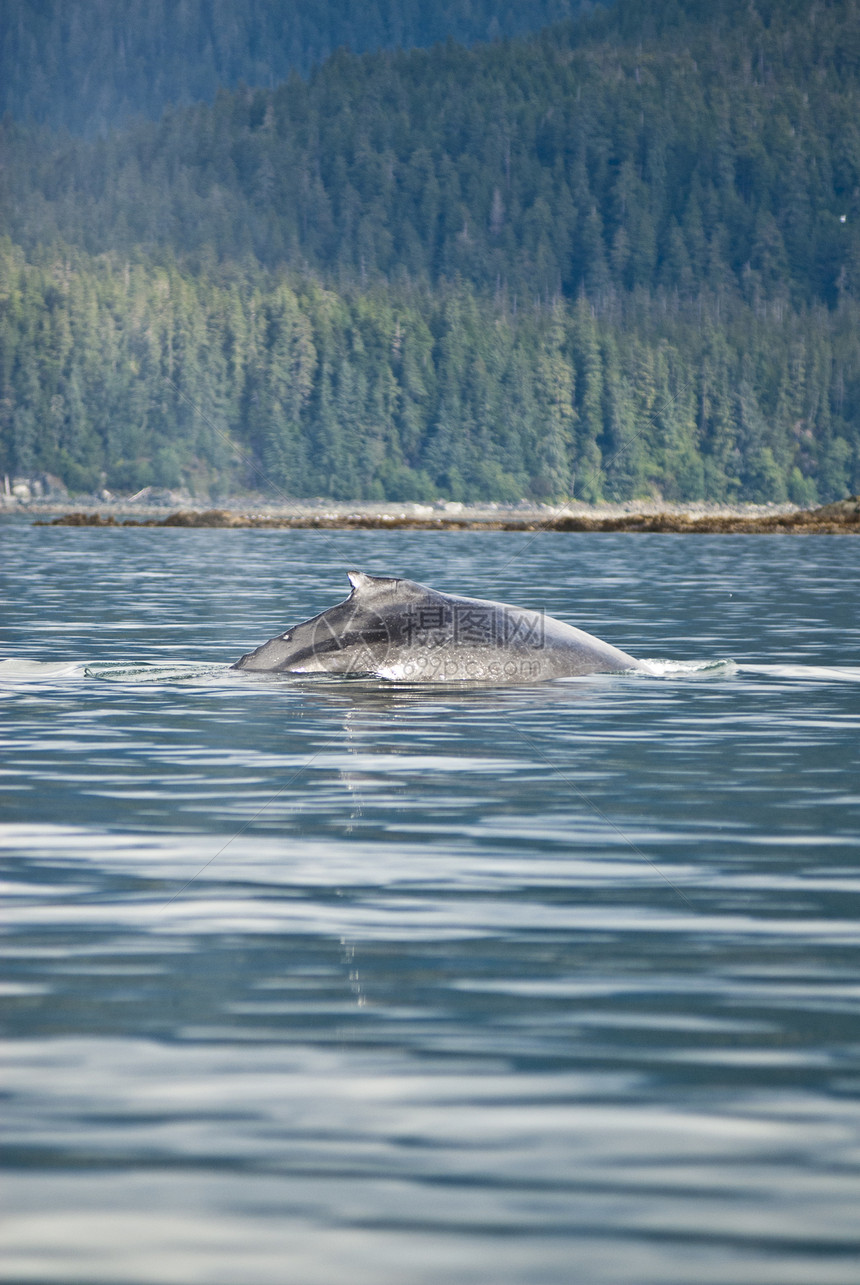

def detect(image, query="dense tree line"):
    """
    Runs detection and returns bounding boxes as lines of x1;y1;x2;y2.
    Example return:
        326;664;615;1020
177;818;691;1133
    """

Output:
0;0;592;136
1;0;859;502
4;0;859;309
1;240;855;503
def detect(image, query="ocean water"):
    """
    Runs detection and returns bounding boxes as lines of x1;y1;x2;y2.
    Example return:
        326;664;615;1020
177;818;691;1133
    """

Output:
1;523;859;1285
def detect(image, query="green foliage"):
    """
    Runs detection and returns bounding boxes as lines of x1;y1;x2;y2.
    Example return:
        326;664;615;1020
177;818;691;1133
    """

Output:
6;0;860;312
2;239;857;502
0;0;594;136
1;0;860;502
788;467;818;509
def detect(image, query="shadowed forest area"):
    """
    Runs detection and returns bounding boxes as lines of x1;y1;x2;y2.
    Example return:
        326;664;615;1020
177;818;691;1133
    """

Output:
1;0;859;503
0;0;592;135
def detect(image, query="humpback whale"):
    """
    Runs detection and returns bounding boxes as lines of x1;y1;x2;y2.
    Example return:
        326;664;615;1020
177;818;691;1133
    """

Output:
233;571;649;683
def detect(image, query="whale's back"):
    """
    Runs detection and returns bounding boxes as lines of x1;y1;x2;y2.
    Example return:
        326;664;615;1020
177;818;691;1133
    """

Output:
233;571;644;682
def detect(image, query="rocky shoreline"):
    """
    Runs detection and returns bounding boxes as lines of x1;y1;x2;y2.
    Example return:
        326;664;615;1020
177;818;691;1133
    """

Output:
25;496;860;533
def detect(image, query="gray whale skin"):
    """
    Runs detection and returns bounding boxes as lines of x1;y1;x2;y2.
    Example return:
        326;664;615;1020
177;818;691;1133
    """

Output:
233;571;649;683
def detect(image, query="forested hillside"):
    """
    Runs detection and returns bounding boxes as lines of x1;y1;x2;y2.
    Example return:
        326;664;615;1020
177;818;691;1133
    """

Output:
0;0;592;136
2;0;859;504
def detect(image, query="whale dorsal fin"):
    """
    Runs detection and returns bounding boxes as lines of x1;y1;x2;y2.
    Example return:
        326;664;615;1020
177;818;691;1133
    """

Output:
347;570;398;596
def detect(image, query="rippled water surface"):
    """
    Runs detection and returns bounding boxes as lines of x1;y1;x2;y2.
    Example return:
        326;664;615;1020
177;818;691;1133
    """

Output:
1;524;859;1284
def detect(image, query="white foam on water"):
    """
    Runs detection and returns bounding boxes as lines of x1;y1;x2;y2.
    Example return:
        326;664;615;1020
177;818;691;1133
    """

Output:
636;658;739;678
84;661;234;684
638;659;860;683
4;655;859;688
0;658;87;680
738;663;860;683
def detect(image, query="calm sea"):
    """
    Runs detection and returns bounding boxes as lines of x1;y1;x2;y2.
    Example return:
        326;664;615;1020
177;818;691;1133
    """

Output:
1;524;859;1284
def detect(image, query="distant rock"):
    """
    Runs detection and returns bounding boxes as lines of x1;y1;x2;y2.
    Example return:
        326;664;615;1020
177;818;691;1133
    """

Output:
33;494;860;533
812;496;860;522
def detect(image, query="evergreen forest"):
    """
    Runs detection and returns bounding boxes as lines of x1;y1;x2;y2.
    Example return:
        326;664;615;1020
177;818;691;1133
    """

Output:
2;0;859;505
0;0;592;136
